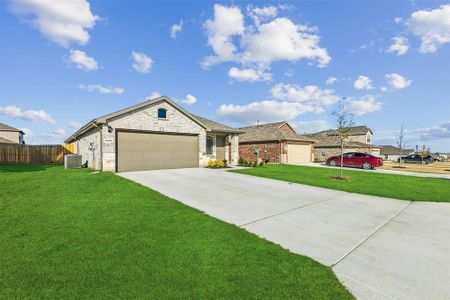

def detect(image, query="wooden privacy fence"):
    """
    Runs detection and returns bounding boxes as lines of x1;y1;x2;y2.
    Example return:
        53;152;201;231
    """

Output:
0;143;74;164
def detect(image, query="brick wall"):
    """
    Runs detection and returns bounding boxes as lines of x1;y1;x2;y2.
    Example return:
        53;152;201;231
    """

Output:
239;141;284;163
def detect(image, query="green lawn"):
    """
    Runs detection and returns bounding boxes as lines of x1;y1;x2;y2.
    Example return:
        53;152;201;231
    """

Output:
0;164;352;299
231;164;450;202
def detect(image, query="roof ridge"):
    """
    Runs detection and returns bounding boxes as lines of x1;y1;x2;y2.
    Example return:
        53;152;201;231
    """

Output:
239;120;286;129
0;122;22;132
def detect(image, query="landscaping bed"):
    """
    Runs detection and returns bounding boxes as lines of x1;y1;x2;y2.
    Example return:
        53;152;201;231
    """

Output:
231;164;450;202
0;164;352;299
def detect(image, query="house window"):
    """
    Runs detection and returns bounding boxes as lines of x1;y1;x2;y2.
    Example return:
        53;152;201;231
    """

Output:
206;136;213;155
367;134;371;144
158;108;167;119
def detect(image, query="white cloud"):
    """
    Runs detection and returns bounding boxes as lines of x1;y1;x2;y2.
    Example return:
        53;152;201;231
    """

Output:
394;17;402;24
218;100;316;123
68;121;82;129
181;94;197;105
346;95;383;115
247;5;278;25
69;49;98;71
353;75;374;90
241;18;330;67
408;4;450;53
170;20;183;39
51;128;66;138
20;128;32;136
228;67;272;82
271;83;339;106
325;76;337;85
202;4;330;69
386;36;409;55
79;84;124;94
131;51;153;73
385;73;412;90
145;92;162;100
9;0;99;47
284;69;294;77
418;121;450;140
293;120;332;134
202;4;245;68
0;105;55;124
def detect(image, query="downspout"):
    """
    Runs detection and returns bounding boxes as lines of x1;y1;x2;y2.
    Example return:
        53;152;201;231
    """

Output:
279;139;282;164
92;122;103;172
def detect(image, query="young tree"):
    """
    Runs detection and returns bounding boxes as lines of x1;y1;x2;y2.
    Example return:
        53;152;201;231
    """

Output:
396;124;406;167
332;98;355;179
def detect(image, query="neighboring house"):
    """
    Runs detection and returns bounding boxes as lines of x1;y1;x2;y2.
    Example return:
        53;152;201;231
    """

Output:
380;145;415;161
238;121;315;164
307;126;381;161
0;122;25;144
65;96;243;172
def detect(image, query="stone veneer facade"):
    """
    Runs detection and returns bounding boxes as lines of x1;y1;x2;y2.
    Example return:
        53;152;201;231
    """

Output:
73;101;239;171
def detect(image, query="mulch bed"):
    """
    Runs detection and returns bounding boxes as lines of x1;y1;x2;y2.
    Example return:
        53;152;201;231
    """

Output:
330;176;352;182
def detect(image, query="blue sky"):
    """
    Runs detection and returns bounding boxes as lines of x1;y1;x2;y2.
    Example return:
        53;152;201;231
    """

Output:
1;0;449;152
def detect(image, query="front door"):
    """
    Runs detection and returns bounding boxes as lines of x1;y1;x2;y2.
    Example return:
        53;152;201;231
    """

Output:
216;136;226;160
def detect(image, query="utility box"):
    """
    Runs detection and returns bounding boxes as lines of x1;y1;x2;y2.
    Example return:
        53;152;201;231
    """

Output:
64;154;82;169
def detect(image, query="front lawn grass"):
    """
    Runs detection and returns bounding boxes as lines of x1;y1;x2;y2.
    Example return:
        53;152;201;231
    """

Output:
0;164;352;299
231;164;450;202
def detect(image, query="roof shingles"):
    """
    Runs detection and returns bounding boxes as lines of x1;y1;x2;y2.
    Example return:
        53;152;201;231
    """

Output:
0;122;22;132
238;121;314;143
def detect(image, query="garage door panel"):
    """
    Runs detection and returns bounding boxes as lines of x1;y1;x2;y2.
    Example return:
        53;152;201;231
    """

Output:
287;144;312;164
117;131;198;172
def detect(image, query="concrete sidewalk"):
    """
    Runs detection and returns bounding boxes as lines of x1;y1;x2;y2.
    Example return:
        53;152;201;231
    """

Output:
301;162;450;180
119;168;450;299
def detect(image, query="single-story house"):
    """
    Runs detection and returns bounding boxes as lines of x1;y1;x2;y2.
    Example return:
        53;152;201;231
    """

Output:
307;126;381;161
380;145;415;161
0;122;25;144
238;121;315;164
65;96;243;172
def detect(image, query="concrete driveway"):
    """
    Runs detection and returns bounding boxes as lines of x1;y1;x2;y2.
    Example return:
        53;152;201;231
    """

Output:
119;168;450;300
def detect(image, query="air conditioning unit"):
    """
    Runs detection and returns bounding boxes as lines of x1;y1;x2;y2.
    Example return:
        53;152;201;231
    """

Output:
64;154;82;169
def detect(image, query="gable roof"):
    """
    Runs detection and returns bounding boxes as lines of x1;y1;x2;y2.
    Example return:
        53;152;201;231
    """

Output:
65;96;241;143
193;115;244;134
380;145;415;155
310;126;373;137
0;122;24;134
238;121;314;143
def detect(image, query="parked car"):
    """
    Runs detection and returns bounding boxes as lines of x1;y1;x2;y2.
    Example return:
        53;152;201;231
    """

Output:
326;152;383;170
398;154;434;164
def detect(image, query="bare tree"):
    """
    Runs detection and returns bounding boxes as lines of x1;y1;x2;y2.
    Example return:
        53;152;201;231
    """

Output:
332;98;355;179
396;124;406;167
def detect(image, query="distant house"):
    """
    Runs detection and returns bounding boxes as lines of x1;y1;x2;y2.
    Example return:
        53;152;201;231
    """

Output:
0;122;25;144
238;121;315;164
380;145;414;161
306;126;380;161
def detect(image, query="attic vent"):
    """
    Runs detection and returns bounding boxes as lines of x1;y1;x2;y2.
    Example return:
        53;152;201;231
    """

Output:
64;154;82;169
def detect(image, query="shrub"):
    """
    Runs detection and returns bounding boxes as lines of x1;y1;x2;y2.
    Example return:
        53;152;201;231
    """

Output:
208;160;216;168
253;161;258;167
223;159;228;166
215;159;225;168
258;161;264;167
238;158;244;165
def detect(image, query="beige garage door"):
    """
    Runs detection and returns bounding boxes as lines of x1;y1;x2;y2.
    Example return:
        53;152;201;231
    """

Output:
287;144;312;164
117;131;199;172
